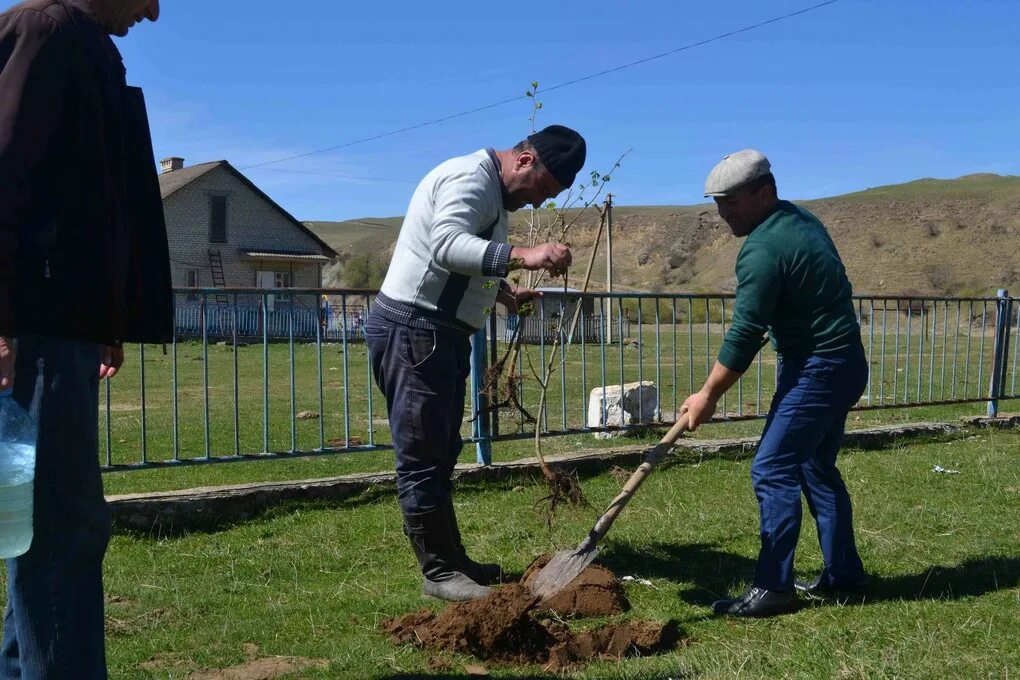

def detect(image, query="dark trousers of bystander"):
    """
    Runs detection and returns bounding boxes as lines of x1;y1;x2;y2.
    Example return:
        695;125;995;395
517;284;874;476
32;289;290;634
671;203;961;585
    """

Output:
1;335;109;679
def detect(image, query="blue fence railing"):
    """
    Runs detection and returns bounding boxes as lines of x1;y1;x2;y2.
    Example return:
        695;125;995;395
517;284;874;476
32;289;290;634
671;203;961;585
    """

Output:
97;288;1019;470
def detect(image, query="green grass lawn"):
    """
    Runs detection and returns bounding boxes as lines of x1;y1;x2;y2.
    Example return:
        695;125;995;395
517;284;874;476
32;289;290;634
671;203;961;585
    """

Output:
90;428;1020;679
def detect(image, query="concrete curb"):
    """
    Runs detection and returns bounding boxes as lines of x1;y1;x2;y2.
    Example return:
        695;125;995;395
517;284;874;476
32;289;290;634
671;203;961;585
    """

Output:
106;419;999;534
961;414;1020;429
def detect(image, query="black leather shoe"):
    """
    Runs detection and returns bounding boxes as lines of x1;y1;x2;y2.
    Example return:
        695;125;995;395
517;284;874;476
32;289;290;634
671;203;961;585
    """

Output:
795;573;868;599
712;587;798;617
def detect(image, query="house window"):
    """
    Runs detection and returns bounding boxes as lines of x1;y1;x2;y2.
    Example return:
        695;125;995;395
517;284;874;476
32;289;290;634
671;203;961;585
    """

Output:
185;269;199;301
209;195;227;243
275;271;292;302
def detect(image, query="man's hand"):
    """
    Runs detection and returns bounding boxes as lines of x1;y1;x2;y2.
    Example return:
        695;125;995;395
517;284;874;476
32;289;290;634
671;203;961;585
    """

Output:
496;283;543;315
509;243;572;277
0;336;15;391
99;345;124;380
680;390;718;432
681;360;745;431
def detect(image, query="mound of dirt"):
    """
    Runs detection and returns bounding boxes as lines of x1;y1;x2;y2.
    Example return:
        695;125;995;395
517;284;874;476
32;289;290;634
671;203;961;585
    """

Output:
546;619;682;670
383;585;553;665
383;575;681;673
521;554;630;617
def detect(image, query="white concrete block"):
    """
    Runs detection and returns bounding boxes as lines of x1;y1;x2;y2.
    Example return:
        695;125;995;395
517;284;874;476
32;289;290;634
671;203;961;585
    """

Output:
587;381;659;439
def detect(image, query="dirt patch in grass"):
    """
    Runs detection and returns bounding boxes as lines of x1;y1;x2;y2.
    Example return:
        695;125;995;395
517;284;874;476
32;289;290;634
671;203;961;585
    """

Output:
105;593;138;606
382;565;681;673
106;607;171;636
106;593;162;637
609;465;632;483
139;651;194;673
326;436;363;448
188;644;328;679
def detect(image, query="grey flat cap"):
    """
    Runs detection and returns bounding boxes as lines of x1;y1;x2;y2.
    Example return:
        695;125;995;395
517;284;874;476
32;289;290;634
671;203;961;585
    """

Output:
704;148;771;197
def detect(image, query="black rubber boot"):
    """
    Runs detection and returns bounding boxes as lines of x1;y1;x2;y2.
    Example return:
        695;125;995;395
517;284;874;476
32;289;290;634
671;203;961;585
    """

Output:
403;507;492;602
443;499;503;586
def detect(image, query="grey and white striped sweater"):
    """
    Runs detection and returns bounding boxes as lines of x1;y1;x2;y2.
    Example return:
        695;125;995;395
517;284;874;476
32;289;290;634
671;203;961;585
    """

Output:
376;149;510;334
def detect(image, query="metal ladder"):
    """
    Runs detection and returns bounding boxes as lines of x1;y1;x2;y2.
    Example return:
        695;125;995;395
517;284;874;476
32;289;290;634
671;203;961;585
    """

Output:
207;249;230;307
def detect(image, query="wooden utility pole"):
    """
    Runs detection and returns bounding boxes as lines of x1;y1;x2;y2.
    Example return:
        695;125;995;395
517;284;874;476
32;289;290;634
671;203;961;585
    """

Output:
605;194;614;343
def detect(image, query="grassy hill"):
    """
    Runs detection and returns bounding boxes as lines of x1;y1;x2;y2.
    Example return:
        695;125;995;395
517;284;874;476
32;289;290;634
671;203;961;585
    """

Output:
304;217;404;256
304;217;404;288
306;174;1020;296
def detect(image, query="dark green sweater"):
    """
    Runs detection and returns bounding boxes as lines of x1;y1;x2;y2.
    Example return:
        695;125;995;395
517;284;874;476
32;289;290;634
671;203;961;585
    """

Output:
718;200;860;372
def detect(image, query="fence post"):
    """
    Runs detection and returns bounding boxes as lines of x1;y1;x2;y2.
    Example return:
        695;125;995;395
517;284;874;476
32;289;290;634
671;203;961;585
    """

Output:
987;289;1010;417
605;195;613;343
470;328;492;465
488;311;499;437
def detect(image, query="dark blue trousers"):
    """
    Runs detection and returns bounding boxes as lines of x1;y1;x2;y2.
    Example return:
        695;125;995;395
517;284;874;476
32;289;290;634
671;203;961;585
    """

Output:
365;315;470;515
751;343;869;592
2;336;109;679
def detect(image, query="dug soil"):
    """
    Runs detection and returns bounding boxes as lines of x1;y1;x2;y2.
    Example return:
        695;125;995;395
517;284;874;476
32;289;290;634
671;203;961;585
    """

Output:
382;559;683;673
520;554;630;617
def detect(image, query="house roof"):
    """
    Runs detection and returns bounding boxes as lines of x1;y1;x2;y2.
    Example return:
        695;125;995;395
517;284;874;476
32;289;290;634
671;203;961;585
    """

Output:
158;161;221;200
158;160;338;258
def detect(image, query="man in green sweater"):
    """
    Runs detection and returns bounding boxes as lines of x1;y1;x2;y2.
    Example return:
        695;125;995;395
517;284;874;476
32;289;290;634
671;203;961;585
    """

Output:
681;149;869;617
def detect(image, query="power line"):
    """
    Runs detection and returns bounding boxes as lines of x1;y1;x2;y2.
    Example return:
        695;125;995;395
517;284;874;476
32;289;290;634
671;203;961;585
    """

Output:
240;0;843;171
254;167;416;184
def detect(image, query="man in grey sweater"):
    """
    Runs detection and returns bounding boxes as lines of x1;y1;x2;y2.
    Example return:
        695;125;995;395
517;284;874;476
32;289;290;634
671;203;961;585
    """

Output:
367;125;586;601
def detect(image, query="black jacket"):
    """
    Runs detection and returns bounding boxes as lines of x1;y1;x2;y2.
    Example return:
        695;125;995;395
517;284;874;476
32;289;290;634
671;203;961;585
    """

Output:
0;0;172;344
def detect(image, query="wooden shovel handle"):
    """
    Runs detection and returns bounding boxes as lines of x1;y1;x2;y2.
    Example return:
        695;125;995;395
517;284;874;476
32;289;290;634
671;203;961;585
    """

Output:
583;413;691;547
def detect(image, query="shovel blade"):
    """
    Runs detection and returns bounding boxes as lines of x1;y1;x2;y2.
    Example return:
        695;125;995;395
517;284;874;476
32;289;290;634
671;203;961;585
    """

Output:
528;544;601;601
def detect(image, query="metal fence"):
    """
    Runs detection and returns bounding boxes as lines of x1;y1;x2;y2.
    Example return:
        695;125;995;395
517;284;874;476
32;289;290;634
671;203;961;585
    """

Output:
98;288;1019;471
500;313;630;344
174;296;366;342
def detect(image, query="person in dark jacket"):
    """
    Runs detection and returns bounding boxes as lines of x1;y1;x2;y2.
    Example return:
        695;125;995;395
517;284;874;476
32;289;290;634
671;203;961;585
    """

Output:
0;0;171;676
681;149;868;618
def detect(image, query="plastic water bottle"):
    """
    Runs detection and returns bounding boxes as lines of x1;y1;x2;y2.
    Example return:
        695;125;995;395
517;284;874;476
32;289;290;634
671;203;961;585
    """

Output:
0;384;39;559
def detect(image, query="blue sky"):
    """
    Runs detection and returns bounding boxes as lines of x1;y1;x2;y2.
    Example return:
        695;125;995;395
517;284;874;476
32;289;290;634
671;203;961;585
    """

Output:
112;0;1019;221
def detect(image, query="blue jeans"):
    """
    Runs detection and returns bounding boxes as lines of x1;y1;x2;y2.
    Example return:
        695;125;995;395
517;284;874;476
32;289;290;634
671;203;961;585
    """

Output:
751;343;868;592
365;315;471;515
1;336;109;679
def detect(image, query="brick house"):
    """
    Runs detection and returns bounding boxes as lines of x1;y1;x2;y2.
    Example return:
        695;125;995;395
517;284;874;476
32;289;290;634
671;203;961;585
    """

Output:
158;157;337;336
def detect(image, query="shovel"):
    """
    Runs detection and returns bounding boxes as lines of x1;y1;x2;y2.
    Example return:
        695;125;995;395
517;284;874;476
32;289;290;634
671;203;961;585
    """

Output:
528;413;691;601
